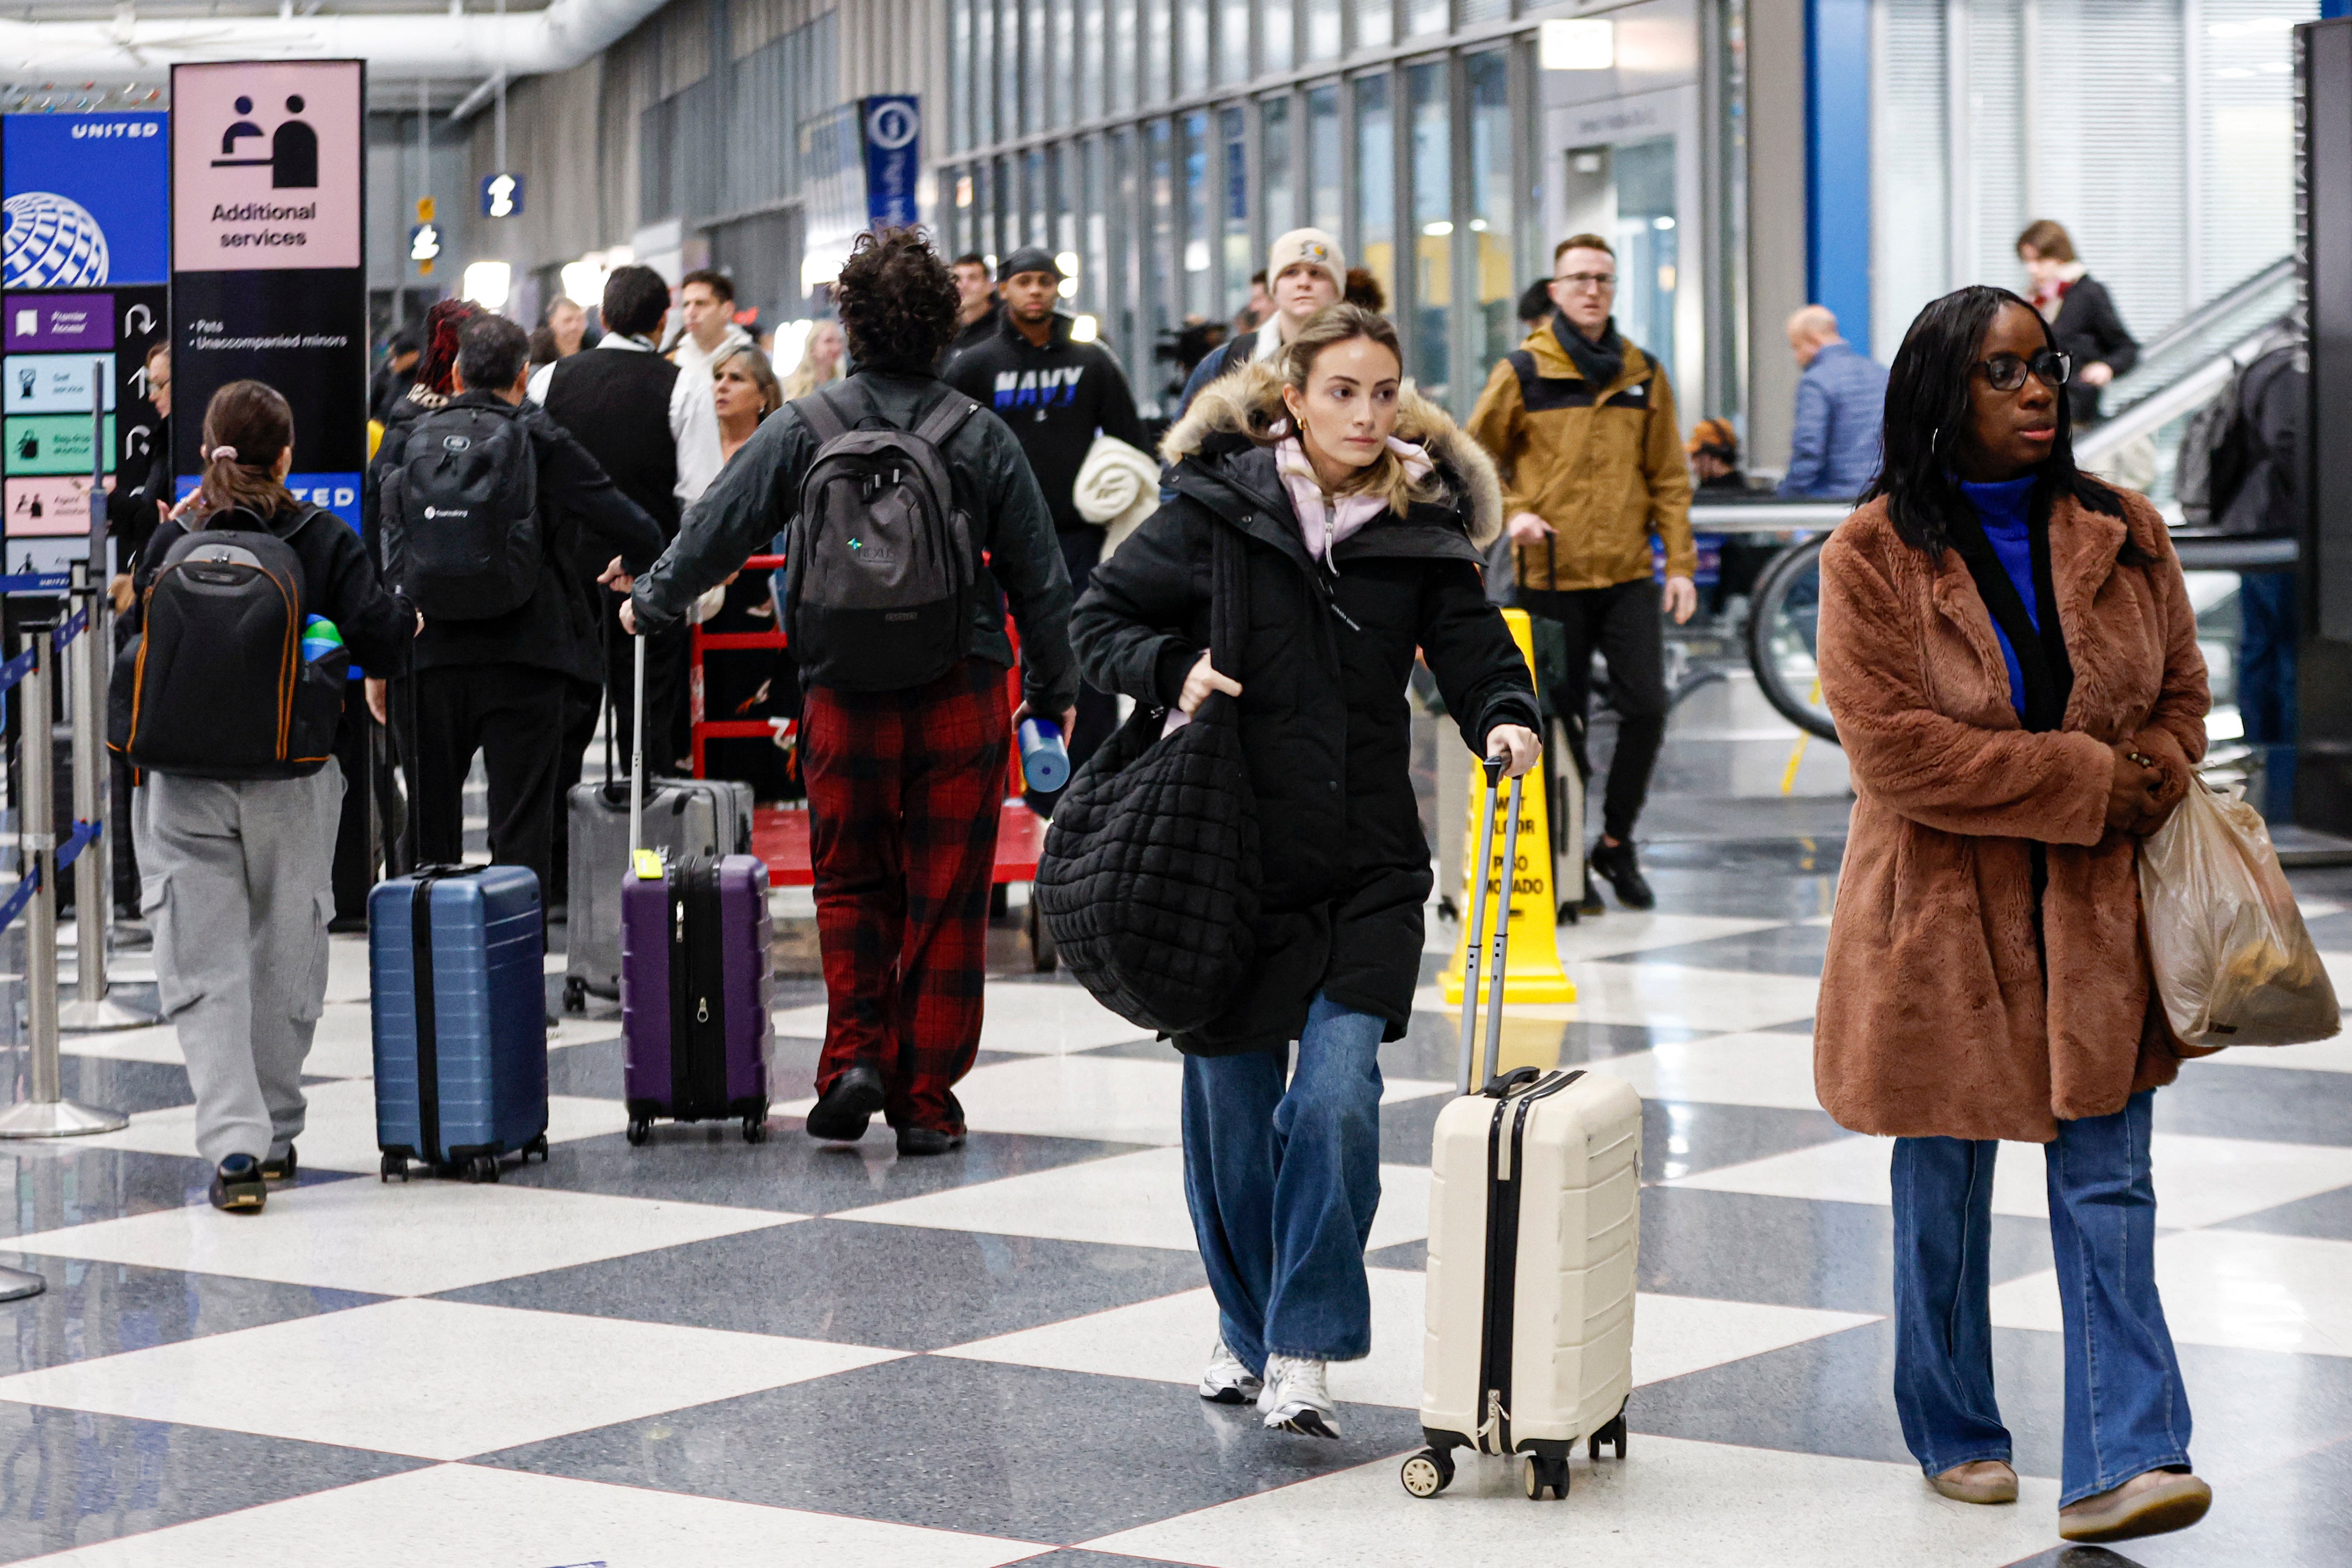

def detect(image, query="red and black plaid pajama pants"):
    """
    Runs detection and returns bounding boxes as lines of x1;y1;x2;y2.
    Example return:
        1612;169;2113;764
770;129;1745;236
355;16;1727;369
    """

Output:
799;659;1009;1134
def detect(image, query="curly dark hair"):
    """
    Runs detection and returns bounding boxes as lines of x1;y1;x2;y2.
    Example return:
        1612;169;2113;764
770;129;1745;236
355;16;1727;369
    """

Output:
834;228;959;375
1862;283;2123;558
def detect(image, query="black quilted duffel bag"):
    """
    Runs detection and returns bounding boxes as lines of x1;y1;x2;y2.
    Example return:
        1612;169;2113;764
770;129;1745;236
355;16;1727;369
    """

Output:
1033;524;1260;1035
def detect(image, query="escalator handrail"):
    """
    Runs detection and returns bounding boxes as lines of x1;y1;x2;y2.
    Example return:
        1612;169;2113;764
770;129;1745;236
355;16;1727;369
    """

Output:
2073;318;2285;467
2131;256;2293;366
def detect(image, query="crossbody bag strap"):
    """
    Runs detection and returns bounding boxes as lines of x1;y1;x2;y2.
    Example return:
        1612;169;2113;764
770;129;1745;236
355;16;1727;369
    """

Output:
1207;520;1250;679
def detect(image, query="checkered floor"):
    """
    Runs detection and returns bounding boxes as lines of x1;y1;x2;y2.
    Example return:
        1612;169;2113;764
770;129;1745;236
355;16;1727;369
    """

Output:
0;839;2347;1567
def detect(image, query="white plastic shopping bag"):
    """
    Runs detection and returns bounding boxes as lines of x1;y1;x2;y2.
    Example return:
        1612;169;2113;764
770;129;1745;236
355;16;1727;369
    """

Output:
2138;781;2341;1048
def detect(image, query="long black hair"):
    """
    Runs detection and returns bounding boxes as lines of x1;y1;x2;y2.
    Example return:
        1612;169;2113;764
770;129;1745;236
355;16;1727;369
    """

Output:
1861;284;2123;556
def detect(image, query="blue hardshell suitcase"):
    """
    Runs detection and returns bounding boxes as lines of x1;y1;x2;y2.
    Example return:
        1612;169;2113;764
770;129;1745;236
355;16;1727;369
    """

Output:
369;863;551;1181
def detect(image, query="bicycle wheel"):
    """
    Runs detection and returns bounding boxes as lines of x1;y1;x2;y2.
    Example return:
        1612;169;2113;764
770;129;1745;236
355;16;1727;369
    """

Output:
1746;536;1839;742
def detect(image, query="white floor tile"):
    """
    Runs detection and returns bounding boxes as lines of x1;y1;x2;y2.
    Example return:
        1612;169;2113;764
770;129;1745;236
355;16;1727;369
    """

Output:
326;934;372;1004
1551;914;1794;963
57;1023;187;1068
1597;1033;1824;1111
1990;1228;2352;1358
17;1462;1045;1568
1664;1129;2352;1230
772;979;1157;1055
0;1297;901;1461
1414;963;1820;1033
65;1078;631;1174
939;1277;1875;1411
835;1145;1432;1253
1085;1435;2063;1567
6;1171;799;1296
60;1006;615;1082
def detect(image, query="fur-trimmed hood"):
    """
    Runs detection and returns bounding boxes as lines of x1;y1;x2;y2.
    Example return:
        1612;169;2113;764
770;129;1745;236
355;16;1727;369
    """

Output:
1159;361;1506;549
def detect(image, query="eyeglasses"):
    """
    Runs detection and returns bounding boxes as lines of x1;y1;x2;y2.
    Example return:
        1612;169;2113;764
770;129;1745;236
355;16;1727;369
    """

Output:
1554;272;1617;292
1975;348;2071;393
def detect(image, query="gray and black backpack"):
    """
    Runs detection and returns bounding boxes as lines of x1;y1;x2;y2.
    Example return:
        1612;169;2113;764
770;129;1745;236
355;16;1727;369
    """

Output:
784;383;979;691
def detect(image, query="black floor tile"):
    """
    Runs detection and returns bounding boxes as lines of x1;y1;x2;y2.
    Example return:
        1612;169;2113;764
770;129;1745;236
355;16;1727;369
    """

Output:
2157;1063;2352;1147
440;1219;1209;1352
2217;1185;2352;1242
0;1148;229;1239
484;1355;1422;1544
1017;1554;1198;1567
2083;1432;2352;1568
0;1405;423;1563
0;1252;383;1376
498;1124;1152;1216
1636;1187;2055;1311
1634;1321;2352;1491
1643;1100;1851;1181
5;1052;192;1117
1598;921;1831;978
546;1035;625;1099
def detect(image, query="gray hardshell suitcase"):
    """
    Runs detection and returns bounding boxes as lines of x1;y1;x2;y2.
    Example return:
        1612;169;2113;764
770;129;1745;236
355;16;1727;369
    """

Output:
563;709;751;1008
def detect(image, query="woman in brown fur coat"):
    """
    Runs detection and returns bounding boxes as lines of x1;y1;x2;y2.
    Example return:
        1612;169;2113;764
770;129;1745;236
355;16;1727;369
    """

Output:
1817;286;2212;1546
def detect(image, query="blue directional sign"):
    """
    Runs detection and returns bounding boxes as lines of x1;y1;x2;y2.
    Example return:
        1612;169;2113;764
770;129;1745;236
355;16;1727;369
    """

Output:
481;171;524;218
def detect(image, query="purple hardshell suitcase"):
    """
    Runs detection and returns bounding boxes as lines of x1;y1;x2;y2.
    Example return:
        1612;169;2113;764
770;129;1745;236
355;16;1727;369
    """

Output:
620;851;776;1143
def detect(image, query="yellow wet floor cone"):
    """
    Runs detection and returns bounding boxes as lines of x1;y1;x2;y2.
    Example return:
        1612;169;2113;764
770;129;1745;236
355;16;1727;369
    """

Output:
1439;608;1576;1007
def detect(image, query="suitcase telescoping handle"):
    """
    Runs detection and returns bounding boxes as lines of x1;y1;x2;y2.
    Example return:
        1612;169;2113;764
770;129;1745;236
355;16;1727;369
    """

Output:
1456;756;1525;1098
628;629;647;858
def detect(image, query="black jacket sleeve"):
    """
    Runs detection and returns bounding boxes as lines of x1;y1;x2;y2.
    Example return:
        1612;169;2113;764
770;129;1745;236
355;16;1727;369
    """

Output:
631;403;812;634
1417;558;1540;757
1090;347;1147;452
2073;279;2138;378
974;410;1081;713
311;517;416;674
527;410;666;571
1069;500;1205;708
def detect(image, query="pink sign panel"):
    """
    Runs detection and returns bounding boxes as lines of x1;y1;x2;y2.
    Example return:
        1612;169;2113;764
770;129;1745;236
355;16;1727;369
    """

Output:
5;476;104;537
171;61;361;272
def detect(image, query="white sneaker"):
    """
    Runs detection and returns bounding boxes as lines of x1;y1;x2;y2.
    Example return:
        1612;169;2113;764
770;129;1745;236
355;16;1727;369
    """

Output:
1257;1354;1342;1437
1198;1340;1263;1404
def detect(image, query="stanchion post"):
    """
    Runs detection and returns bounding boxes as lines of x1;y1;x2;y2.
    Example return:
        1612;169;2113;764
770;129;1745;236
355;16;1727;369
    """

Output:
0;624;126;1138
58;563;149;1031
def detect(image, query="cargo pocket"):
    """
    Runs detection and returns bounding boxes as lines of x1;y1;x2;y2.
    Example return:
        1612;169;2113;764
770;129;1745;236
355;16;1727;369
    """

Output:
292;890;336;1026
146;872;206;1021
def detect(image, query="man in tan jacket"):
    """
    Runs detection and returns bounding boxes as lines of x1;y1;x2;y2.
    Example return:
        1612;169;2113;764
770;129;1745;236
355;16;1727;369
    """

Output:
1467;233;1694;910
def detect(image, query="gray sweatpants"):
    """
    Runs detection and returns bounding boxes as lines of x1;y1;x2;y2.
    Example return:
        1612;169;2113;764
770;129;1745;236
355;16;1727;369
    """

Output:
138;762;344;1166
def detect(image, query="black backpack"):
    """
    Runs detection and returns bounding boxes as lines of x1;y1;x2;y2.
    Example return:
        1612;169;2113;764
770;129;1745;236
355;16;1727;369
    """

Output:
379;402;541;620
108;506;351;779
783;383;979;691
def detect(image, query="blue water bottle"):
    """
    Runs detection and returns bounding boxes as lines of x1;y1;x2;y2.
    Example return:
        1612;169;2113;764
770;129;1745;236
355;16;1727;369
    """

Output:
300;615;344;662
1019;717;1070;792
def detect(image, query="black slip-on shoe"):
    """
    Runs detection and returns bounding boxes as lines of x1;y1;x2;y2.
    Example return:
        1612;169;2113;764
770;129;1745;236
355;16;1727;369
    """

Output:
804;1065;886;1142
895;1125;966;1157
210;1155;267;1213
260;1145;298;1184
1588;839;1656;910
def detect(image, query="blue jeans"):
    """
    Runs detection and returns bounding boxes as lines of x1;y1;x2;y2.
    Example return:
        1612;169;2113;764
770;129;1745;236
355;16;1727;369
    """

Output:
1180;993;1385;1370
1891;1091;2193;1506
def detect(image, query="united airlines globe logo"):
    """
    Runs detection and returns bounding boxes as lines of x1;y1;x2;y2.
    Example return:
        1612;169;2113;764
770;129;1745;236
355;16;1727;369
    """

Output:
2;191;111;290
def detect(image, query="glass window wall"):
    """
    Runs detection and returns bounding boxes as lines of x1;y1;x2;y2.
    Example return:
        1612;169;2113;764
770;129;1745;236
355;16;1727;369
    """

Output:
1145;0;1171;105
975;0;996;146
1465;47;1517;381
1081;0;1104;121
1408;59;1450;401
1306;0;1342;63
1180;0;1209;96
1223;105;1252;317
1262;93;1295;237
1355;72;1395;304
1408;0;1449;39
1052;0;1076;129
1149;116;1176;376
1264;0;1294;76
1027;0;1047;137
1308;81;1342;233
1111;0;1136;113
1183;110;1214;320
951;0;972;152
1356;0;1394;52
1219;0;1251;86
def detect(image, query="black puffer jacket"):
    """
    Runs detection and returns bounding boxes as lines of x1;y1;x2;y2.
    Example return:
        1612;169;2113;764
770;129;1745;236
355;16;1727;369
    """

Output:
1071;363;1539;1053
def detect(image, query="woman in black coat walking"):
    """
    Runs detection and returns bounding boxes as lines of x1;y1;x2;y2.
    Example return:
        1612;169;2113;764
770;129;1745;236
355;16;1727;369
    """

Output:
2017;220;2138;427
1071;305;1540;1439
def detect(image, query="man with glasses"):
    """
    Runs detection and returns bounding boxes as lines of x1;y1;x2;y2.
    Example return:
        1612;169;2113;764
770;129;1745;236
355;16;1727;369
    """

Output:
1467;232;1694;912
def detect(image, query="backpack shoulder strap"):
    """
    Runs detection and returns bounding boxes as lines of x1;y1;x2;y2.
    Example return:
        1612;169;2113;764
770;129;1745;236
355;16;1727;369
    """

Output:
913;388;980;449
793;385;855;446
1506;350;1537;398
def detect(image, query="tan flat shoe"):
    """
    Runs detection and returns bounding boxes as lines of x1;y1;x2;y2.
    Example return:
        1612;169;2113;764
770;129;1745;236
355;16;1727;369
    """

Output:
2059;1469;2212;1542
1929;1459;2019;1504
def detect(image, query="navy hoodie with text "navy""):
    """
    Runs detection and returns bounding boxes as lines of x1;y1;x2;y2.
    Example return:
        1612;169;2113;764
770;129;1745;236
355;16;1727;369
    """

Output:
944;310;1147;534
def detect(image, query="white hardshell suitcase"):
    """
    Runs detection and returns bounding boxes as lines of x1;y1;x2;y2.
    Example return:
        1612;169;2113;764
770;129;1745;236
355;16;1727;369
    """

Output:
1403;761;1641;1504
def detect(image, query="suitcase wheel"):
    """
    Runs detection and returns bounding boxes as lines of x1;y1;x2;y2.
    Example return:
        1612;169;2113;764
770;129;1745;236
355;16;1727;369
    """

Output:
525;1134;550;1163
462;1154;501;1184
742;1112;769;1144
1399;1449;1454;1499
563;977;587;1014
1521;1454;1570;1502
1589;1411;1629;1462
379;1152;409;1183
626;1118;653;1147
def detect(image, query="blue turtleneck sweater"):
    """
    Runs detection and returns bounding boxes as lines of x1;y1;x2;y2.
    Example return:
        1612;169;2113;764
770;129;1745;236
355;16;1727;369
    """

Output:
1958;475;2039;714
